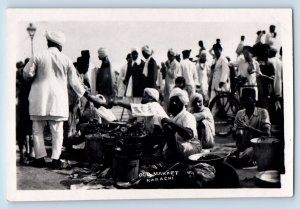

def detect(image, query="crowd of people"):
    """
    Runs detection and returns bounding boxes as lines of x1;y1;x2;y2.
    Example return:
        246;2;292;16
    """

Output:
16;24;283;170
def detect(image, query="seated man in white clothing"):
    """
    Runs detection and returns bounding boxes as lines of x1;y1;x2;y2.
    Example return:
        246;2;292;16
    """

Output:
112;88;169;135
161;88;202;161
190;93;215;149
112;88;169;153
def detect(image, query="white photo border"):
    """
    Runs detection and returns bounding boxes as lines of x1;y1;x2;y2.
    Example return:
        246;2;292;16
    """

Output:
6;8;294;201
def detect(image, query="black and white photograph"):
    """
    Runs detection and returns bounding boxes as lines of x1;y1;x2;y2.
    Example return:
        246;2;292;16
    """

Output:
7;8;293;201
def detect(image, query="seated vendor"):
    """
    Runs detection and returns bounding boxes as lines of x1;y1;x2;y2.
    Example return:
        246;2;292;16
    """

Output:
112;88;169;134
190;93;215;149
232;88;271;166
161;88;202;161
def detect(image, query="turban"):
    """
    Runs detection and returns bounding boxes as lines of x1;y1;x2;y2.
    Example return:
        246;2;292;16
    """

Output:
168;48;176;56
144;88;159;102
190;93;203;106
131;47;138;53
170;87;189;105
45;30;66;46
142;45;153;55
98;47;108;58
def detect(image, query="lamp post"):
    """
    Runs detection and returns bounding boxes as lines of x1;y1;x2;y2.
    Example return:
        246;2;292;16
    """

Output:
26;23;36;57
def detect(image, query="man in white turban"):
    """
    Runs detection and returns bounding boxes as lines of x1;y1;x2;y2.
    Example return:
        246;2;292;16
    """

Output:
161;88;202;161
195;50;211;103
190;93;215;149
112;88;168;134
169;87;189;106
141;45;158;89
23;30;107;169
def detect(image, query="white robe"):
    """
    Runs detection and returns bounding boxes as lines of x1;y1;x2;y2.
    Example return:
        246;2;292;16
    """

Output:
210;55;230;101
23;47;85;120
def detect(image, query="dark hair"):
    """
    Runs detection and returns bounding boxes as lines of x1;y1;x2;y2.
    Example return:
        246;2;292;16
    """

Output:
126;53;132;60
270;25;276;31
241;88;256;100
175;76;186;87
241;35;245;41
243;46;253;54
47;40;62;51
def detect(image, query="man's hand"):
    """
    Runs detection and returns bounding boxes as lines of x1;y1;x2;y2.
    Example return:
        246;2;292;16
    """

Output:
236;119;249;130
161;117;173;125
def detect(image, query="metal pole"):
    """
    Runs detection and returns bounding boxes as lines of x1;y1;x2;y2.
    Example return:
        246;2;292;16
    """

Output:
31;37;34;57
120;82;129;121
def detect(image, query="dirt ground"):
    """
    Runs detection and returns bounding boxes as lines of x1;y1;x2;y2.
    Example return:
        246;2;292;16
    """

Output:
16;106;260;190
16;134;258;190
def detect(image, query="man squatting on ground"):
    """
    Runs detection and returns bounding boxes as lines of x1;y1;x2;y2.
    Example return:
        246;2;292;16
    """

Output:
232;88;271;166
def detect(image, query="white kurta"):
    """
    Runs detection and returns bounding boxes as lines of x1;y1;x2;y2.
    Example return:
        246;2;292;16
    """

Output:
130;102;169;133
196;62;210;94
269;57;283;97
232;55;261;86
210;55;230;101
172;109;201;157
180;59;199;87
165;59;181;99
23;47;86;121
117;62;128;97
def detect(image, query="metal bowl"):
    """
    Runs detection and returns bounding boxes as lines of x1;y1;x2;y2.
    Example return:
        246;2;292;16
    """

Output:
188;152;229;165
255;170;281;188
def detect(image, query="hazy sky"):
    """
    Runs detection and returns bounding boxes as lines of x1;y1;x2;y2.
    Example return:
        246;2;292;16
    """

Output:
17;21;281;71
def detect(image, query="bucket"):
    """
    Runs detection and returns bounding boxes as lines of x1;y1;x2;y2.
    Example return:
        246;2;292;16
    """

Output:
250;137;280;171
85;133;104;164
112;149;141;182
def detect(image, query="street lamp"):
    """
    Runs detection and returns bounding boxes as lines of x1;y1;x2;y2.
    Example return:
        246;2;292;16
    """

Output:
26;23;36;57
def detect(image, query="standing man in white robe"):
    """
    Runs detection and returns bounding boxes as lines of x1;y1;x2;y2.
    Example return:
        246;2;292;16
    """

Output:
164;48;181;111
210;44;230;102
180;49;199;97
23;31;105;169
117;53;132;98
